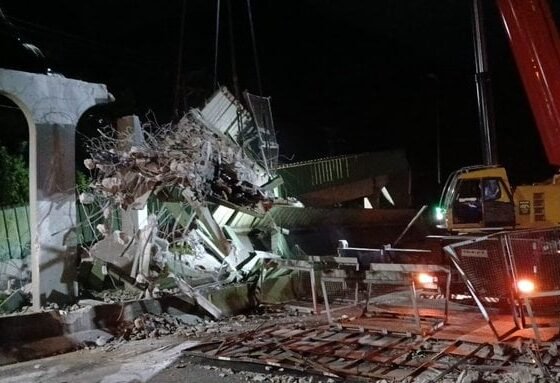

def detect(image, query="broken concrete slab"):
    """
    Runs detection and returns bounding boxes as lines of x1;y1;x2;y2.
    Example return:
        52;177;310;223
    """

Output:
0;294;197;366
260;274;298;304
175;277;224;319
0;290;26;314
176;313;204;326
89;234;138;276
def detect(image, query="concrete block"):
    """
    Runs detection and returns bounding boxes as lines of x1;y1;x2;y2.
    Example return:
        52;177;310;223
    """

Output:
261;274;298;304
206;284;252;316
0;290;26;313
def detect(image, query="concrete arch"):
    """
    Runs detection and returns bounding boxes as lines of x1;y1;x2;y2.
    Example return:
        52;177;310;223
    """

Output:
0;68;113;308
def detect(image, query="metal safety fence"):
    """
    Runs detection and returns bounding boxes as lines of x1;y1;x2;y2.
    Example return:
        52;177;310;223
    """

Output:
263;251;450;334
0;205;30;261
445;227;560;342
0;198;178;261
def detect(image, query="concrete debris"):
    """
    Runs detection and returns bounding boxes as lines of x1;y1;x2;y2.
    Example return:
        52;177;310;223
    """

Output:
75;93;303;326
175;313;204;326
109;307;296;344
455;370;481;383
94;335;113;347
181;356;333;383
78;192;95;204
0;259;31;291
548;342;558;357
89;236;137;274
90;289;143;304
119;313;185;341
85;112;270;211
77;298;106;307
175;277;224;319
0;289;27;314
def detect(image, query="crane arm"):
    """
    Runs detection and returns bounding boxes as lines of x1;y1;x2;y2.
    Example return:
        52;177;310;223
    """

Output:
497;0;560;166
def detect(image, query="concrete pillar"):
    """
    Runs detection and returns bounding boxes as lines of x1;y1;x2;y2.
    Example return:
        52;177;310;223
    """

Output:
116;115;148;233
0;68;113;309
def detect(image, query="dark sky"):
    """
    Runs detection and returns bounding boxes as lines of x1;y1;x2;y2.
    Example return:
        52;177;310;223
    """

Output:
1;1;560;204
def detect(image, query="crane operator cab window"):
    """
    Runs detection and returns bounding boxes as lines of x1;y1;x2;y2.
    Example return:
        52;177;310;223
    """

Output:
453;177;514;227
453;179;482;224
483;179;501;201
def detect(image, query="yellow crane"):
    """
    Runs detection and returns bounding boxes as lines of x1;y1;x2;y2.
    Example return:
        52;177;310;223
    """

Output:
436;0;560;232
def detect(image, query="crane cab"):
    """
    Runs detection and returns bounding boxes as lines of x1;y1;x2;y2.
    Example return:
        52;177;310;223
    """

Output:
436;165;560;232
436;165;516;232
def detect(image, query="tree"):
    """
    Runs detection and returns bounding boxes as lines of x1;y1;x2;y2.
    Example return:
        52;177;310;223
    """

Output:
0;145;28;206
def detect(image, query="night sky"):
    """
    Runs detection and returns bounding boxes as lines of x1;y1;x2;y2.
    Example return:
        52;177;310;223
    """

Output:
1;1;560;205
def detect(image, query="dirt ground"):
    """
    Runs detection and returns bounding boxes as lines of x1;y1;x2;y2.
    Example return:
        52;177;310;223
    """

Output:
0;301;557;383
0;309;329;383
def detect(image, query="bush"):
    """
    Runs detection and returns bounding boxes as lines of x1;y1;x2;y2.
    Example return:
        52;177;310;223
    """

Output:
0;145;28;206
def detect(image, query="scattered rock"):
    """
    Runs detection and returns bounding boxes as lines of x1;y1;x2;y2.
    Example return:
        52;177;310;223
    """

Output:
456;369;480;383
134;318;144;329
548;342;558;357
95;337;107;347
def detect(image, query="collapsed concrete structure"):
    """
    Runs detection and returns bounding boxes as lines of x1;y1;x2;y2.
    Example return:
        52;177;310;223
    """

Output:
73;86;432;321
60;88;283;320
0;76;426;316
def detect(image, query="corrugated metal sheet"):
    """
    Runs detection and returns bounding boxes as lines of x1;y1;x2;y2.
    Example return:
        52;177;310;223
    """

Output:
266;206;416;229
223;203;427;255
277;150;409;197
198;87;253;141
261;206;424;255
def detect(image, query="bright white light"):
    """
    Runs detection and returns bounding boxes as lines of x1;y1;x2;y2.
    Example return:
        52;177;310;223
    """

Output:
364;197;373;209
381;186;395;206
435;207;445;221
418;273;434;284
517;279;535;294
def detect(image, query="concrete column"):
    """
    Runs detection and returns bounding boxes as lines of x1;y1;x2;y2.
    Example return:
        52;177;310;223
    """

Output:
0;69;113;309
116;115;148;233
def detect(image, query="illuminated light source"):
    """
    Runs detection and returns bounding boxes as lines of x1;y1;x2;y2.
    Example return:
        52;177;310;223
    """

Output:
434;206;446;221
517;279;535;294
381;186;395;206
418;273;434;284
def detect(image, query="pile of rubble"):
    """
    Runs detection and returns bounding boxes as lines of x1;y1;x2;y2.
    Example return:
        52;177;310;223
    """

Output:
71;88;292;321
117;307;309;342
121;313;183;340
83;112;268;211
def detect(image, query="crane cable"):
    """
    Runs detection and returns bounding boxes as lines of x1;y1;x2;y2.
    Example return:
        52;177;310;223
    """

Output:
213;0;221;90
226;0;241;99
246;0;263;96
173;0;187;117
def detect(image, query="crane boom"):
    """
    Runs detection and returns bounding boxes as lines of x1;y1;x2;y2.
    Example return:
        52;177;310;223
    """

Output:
497;0;560;166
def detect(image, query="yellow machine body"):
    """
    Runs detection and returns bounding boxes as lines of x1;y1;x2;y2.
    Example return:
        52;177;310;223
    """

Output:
437;165;560;232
